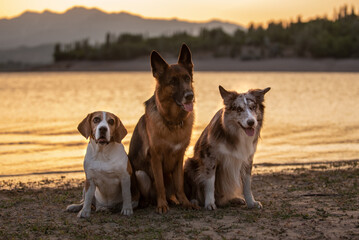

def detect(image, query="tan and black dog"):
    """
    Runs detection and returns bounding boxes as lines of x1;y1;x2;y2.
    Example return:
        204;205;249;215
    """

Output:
184;86;270;210
128;44;198;214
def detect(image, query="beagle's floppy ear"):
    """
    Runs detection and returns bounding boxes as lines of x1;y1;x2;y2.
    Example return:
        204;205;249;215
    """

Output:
78;113;92;139
113;116;128;143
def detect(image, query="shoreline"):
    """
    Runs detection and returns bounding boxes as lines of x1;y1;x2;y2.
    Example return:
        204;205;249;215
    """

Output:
1;58;359;72
0;160;357;239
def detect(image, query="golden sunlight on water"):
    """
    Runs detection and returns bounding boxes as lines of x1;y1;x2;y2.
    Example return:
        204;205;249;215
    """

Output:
0;72;359;178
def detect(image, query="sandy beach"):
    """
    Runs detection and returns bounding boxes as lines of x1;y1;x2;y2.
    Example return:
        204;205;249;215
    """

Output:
0;160;358;239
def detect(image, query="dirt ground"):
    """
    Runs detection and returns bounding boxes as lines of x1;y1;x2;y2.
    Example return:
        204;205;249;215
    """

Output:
0;161;358;240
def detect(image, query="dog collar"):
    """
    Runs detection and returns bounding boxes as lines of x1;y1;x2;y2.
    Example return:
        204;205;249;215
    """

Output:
163;118;184;129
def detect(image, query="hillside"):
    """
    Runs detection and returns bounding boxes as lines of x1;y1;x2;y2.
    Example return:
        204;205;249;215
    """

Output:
0;7;244;50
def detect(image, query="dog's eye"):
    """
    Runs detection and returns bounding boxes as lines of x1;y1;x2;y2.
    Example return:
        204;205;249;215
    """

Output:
108;119;114;125
93;117;101;123
250;105;257;111
237;107;243;112
170;77;177;85
184;76;191;83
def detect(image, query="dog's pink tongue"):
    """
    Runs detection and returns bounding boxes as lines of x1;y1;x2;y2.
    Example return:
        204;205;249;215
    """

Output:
183;103;193;112
245;128;255;137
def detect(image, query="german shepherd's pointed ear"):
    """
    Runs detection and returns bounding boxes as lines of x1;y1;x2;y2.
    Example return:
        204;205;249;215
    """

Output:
151;50;169;80
178;43;193;75
219;85;236;105
78;113;92;139
113;116;127;143
251;87;271;102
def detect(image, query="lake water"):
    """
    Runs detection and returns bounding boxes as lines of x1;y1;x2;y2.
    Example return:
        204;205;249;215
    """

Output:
1;72;359;179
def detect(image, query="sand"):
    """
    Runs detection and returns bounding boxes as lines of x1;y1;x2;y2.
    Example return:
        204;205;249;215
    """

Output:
0;160;358;239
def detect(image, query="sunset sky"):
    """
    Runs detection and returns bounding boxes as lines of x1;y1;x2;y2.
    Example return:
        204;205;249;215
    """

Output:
0;0;358;26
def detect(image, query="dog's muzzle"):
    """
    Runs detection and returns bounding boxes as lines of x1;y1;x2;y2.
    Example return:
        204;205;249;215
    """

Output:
181;91;194;112
97;126;109;145
239;119;256;137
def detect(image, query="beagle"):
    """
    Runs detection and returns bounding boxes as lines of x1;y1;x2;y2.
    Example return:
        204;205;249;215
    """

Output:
66;111;137;218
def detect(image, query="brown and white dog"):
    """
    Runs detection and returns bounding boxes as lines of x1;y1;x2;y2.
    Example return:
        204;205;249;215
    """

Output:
66;111;138;218
128;44;198;214
184;86;270;210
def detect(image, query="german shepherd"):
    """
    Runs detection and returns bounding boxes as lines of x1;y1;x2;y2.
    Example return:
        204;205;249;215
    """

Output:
184;86;270;210
128;44;198;214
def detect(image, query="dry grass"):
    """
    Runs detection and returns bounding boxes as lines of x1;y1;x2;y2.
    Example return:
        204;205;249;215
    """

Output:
0;161;358;239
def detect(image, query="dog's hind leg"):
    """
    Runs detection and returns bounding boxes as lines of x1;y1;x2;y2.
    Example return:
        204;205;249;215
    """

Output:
173;157;199;210
135;170;151;197
66;202;83;212
66;186;86;212
229;198;246;205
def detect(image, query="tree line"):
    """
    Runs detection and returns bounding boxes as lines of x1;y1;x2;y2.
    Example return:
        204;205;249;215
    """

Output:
54;5;359;61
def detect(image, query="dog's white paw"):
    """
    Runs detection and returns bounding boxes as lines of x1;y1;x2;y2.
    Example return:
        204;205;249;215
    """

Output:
77;208;91;218
121;207;133;216
247;201;263;209
205;203;217;210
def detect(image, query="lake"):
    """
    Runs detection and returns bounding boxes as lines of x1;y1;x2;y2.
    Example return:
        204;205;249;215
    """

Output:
1;72;358;179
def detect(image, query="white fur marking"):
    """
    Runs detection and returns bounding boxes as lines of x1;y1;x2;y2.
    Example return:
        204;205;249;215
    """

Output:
204;175;216;210
243;174;262;209
96;112;110;142
173;143;183;152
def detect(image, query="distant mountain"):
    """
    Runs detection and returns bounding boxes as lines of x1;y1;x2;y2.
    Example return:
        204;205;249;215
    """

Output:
0;6;245;50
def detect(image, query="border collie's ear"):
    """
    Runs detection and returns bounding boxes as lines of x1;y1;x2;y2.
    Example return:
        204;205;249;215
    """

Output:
78;113;92;139
178;43;193;74
219;85;235;105
113;116;127;143
261;87;271;95
252;87;271;102
151;51;168;80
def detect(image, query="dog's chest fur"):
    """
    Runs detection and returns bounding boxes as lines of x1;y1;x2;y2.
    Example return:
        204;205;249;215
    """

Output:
211;125;258;200
84;141;128;181
146;97;193;150
217;132;256;165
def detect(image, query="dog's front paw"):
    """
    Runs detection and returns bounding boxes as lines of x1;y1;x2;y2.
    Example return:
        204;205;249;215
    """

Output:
247;200;263;209
77;208;91;218
121;207;133;216
169;195;180;205
205;202;217;211
156;201;169;214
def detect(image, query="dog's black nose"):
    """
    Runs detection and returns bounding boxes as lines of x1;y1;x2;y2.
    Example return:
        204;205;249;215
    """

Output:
247;119;255;127
184;91;194;101
99;127;107;134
